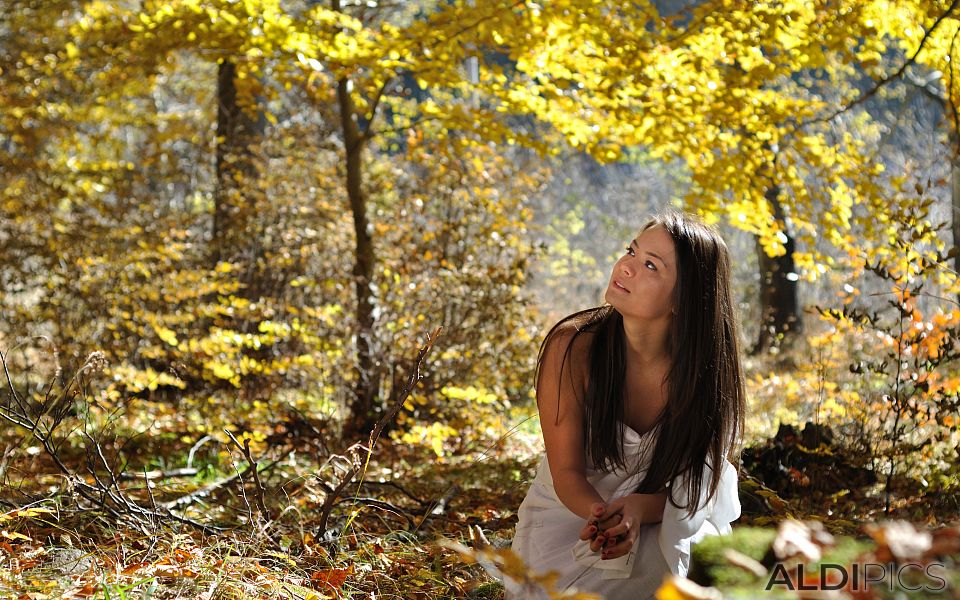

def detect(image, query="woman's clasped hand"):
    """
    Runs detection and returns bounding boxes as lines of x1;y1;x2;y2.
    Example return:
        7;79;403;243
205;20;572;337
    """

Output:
578;493;667;560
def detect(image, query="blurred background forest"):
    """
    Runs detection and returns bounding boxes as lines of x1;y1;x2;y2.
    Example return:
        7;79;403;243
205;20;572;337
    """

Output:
2;0;960;598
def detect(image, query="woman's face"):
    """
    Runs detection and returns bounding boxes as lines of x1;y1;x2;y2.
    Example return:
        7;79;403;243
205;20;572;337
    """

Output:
604;224;678;321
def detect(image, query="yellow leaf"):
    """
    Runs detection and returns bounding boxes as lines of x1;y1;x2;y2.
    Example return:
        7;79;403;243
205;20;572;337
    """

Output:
208;362;236;381
156;326;179;346
655;575;723;600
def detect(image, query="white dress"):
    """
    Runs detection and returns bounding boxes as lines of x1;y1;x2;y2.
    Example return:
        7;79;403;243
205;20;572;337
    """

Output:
507;425;740;599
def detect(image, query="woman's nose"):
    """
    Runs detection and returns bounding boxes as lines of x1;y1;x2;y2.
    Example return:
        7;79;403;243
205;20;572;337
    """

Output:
620;261;634;277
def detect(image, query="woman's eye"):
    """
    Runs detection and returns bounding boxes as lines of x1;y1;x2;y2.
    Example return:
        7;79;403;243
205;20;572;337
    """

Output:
624;246;635;256
645;260;657;271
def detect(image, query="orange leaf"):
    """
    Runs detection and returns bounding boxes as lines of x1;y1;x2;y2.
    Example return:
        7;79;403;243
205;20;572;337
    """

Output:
122;561;149;575
312;567;352;590
174;548;193;563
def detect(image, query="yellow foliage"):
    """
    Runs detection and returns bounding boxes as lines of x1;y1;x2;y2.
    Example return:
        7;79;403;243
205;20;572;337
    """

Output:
656;575;722;600
107;365;186;394
398;423;459;459
441;385;499;404
155;326;179;347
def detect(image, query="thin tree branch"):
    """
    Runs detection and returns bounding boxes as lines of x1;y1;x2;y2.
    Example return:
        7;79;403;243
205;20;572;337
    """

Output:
1;350;224;534
337;496;416;529
316;328;442;533
162;446;293;512
818;0;960;123
225;429;271;520
373;115;442;138
120;468;199;481
360;78;391;143
948;25;960;154
359;480;428;506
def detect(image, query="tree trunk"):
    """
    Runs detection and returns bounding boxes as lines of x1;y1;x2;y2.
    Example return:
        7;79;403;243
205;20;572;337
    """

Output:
951;130;960;289
753;184;802;354
213;59;265;298
337;75;379;437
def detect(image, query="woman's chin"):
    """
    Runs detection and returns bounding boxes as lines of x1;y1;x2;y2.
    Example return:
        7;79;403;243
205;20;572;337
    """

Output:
603;290;619;309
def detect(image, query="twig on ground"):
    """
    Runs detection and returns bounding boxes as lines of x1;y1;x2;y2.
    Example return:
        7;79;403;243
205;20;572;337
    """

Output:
187;435;213;470
1;348;222;534
144;467;159;530
162;446;294;512
230;457;256;527
225;429;271;520
415;484;461;532
337;496;417;529
120;467;199;481
359;480;428;506
0;442;14;481
316;327;442;534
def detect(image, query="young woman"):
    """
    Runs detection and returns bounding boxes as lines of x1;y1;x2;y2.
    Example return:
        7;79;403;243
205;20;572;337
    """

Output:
508;211;744;599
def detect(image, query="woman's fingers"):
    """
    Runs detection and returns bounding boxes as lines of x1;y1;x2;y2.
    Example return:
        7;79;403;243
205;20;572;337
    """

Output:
597;511;623;529
597;512;622;531
579;501;630;555
596;498;625;522
601;518;631;539
601;533;635;560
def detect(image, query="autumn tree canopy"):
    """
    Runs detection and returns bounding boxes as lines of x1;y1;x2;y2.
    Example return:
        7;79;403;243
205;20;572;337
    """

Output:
3;0;959;428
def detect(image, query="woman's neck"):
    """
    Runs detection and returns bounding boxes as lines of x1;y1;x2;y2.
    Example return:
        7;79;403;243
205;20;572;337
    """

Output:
621;314;672;365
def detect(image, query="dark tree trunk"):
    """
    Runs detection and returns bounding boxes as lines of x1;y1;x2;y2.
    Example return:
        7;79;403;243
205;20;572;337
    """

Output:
753;184;802;354
337;75;379;437
213;59;265;298
951;131;960;290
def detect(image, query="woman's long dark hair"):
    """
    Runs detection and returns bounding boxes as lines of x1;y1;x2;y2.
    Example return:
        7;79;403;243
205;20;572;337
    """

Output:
535;210;745;517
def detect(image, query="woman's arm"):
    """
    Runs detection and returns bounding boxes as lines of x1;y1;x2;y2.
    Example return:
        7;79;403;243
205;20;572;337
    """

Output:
536;327;603;521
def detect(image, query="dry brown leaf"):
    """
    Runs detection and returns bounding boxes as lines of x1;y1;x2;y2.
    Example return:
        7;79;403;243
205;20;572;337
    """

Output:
469;524;490;549
864;521;931;562
311;566;352;591
772;520;834;563
722;548;767;577
926;524;960;559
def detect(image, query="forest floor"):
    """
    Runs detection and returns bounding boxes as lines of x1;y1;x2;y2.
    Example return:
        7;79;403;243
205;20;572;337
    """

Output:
1;409;958;599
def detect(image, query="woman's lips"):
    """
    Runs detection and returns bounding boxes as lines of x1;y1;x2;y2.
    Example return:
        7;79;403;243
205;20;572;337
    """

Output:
613;279;630;293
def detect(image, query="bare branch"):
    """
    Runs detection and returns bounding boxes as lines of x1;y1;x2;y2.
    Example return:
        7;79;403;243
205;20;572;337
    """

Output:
2;347;222;534
316;327;442;533
162;446;293;512
120;467;199;481
360;78;391;143
818;0;960;123
225;429;271;520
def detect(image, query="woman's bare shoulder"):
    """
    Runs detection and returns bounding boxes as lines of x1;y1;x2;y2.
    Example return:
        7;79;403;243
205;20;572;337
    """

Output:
540;321;597;389
543;320;596;358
